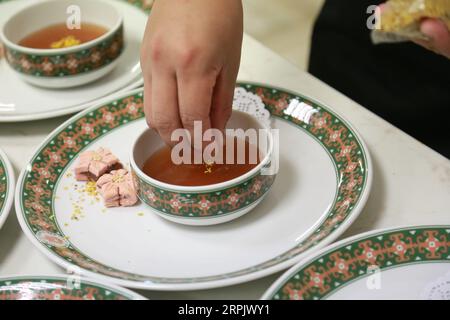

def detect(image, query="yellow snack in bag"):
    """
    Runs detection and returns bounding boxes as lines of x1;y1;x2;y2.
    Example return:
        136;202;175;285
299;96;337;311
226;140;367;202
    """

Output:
372;0;450;43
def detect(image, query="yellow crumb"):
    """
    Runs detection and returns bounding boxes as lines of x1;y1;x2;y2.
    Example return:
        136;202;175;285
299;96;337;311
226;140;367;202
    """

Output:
204;161;214;174
70;204;83;221
85;181;98;197
50;35;81;49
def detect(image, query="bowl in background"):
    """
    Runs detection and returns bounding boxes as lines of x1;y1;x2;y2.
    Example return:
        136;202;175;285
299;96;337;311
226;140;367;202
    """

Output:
0;0;124;88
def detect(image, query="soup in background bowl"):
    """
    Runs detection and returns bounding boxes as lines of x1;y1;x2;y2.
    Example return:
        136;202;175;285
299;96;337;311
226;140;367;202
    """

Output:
0;0;124;88
19;23;108;49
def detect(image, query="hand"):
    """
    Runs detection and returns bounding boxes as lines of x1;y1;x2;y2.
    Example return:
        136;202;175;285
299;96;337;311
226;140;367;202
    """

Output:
140;0;243;146
413;18;450;59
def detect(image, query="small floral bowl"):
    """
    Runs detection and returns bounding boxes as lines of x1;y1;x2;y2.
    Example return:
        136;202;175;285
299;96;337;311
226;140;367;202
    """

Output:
0;0;124;89
130;110;277;226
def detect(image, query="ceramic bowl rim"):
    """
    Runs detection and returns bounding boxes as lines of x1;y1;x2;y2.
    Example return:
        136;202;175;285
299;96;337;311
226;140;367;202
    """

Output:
0;0;123;56
130;110;275;193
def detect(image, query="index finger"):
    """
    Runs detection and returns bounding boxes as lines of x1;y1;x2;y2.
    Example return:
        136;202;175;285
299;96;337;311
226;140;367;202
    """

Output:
177;77;215;150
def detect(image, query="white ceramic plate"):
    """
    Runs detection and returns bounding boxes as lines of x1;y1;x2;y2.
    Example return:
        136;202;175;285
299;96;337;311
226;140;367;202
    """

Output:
0;147;14;229
0;0;148;122
262;225;450;300
0;275;146;300
15;83;372;290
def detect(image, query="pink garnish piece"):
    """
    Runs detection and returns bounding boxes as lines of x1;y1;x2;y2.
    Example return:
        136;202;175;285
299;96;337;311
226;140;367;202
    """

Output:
74;147;122;181
96;169;138;207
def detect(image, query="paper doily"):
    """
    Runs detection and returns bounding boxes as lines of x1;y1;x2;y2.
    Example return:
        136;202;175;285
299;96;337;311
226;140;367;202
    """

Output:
232;87;271;128
421;270;450;300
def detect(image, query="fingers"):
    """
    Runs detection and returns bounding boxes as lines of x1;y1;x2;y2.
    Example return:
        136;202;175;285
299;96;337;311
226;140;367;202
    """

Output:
420;18;450;59
211;70;234;132
378;3;387;13
143;76;153;131
151;71;183;146
177;76;215;148
141;15;154;130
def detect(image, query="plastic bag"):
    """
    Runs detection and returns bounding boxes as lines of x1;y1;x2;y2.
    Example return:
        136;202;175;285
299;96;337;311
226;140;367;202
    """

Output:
372;0;450;44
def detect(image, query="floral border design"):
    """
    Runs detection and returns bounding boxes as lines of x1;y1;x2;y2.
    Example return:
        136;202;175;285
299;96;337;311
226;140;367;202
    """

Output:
134;171;275;218
0;157;7;216
4;25;124;77
17;83;369;284
269;226;450;300
0;277;134;300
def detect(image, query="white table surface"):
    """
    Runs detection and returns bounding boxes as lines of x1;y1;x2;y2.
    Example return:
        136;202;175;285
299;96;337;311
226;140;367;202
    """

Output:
0;35;449;300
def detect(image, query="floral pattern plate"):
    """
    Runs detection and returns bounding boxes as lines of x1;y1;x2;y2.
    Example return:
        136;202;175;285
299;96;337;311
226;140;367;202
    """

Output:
0;275;146;300
0;147;14;229
15;83;372;290
0;0;151;122
262;225;450;300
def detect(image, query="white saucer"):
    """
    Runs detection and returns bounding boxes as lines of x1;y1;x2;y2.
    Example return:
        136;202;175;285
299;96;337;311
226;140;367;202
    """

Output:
15;83;372;290
262;225;450;300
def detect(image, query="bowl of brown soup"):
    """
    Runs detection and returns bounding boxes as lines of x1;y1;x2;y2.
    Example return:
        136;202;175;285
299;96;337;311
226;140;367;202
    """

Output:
130;110;277;226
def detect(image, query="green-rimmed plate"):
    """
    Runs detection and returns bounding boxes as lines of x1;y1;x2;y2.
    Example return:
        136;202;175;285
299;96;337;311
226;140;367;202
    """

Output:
15;83;372;290
0;147;14;229
0;275;146;300
262;225;450;300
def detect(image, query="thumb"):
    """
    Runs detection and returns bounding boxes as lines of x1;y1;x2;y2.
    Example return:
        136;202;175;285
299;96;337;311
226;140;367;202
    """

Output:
211;71;234;133
420;18;450;59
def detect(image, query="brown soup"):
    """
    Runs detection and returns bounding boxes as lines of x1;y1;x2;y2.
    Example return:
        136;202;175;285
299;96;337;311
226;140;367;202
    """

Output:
143;139;261;187
19;23;108;49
